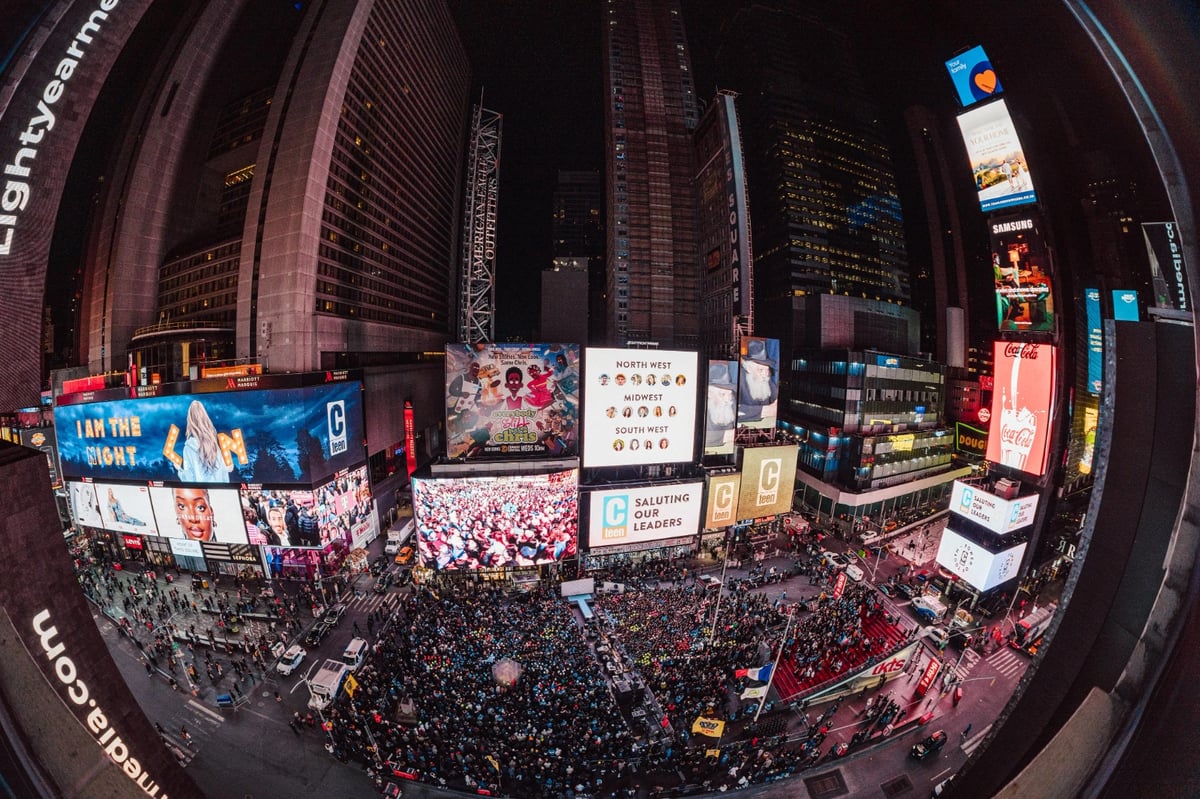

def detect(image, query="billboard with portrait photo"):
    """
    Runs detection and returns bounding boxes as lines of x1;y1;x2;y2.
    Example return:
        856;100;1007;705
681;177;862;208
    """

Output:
67;480;103;529
53;381;366;486
412;469;578;571
704;360;739;455
445;343;580;460
148;485;248;544
704;473;741;529
945;45;1004;108
956;99;1037;212
985;342;1056;476
582;348;699;468
313;464;375;549
95;482;156;535
239;486;319;548
587;482;703;550
990;213;1054;332
737;337;779;430
737;446;798;519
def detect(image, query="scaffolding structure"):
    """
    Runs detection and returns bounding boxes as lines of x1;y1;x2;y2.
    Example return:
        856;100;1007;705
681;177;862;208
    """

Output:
457;101;503;344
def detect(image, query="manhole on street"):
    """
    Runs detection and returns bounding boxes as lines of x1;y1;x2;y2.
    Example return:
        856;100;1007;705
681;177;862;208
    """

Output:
803;770;848;799
880;774;914;797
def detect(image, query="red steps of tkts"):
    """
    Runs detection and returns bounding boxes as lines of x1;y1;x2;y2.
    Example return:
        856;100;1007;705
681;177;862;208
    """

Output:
772;609;908;703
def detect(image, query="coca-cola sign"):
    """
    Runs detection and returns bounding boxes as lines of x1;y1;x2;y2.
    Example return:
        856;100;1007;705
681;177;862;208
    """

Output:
985;341;1056;476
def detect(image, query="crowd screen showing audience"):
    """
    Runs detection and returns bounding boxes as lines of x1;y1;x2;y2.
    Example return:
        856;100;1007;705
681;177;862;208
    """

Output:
412;470;579;570
312;465;374;547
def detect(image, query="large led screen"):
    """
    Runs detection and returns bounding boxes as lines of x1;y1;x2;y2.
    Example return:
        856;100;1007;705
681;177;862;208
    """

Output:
985;342;1056;476
445;343;580;460
950;480;1039;535
239;487;320;548
944;45;1003;108
704;473;741;529
313;465;375;549
96;482;155;535
1143;222;1189;313
148;485;249;544
991;213;1053;332
67;480;103;528
704;360;739;455
53;381;365;485
582;348;699;468
737;337;779;430
412;469;578;570
956;99;1037;212
737;445;798;519
1085;288;1103;395
937;527;1027;592
588;482;703;549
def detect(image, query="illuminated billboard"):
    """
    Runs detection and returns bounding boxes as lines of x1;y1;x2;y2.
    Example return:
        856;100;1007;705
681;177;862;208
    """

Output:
587;482;703;549
412;469;578;570
1079;405;1099;476
96;483;155;535
956;99;1037;212
1085;288;1103;395
67;480;103;529
1143;222;1189;313
986;342;1056;476
240;487;319;548
955;422;988;457
148;486;249;544
945;45;1004;108
704;473;741;529
737;446;798;518
313;465;375;549
737;337;779;430
950;480;1038;534
54;381;365;485
937;527;1027;592
582;348;699;468
1112;289;1140;321
704;360;739;455
444;343;580;460
990;213;1053;332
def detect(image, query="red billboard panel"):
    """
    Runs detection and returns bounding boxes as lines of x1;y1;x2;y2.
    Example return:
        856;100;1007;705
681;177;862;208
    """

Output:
985;342;1056;476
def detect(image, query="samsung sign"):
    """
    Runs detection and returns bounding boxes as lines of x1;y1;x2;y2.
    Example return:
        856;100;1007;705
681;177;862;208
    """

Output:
950;480;1038;534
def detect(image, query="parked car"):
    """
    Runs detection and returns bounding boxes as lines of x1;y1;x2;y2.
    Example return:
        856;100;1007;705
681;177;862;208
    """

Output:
275;644;308;676
698;574;722;590
910;730;948;760
304;621;332;648
844;563;865;582
370;556;389;576
894;582;917;599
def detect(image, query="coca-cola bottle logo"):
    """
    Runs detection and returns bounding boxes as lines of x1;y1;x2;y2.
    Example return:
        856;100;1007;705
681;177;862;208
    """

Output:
1002;426;1035;447
1004;342;1038;360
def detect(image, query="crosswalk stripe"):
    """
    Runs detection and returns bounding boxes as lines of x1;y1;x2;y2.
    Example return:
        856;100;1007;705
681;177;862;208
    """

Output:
186;699;225;724
962;723;992;755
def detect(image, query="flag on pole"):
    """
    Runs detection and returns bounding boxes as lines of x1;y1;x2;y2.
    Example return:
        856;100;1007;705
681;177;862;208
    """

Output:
691;717;726;737
741;685;769;700
734;663;774;682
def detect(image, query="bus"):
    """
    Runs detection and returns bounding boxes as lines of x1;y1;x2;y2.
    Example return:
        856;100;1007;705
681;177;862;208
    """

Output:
1011;603;1057;655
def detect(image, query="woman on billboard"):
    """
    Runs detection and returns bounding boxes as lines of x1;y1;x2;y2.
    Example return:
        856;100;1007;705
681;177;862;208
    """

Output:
172;487;216;541
175;400;232;483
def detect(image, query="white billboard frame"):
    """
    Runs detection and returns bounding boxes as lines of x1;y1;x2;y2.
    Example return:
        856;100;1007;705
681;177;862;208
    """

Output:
936;527;1027;592
950;480;1039;534
587;482;703;550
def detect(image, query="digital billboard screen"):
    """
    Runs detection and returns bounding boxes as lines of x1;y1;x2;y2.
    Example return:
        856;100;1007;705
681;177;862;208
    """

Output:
582;348;699;468
240;487;320;548
950;480;1038;534
737;337;779;430
96;483;156;535
1085;288;1103;395
704;360;739;455
986;342;1056;476
148;485;249;544
67;480;103;529
991;213;1053;332
412;469;578;570
587;481;703;549
1112;289;1140;321
956;100;1037;212
737;445;798;519
954;422;988;457
937;527;1026;592
945;45;1004;108
54;381;366;486
704;473;741;529
444;343;580;460
313;465;375;549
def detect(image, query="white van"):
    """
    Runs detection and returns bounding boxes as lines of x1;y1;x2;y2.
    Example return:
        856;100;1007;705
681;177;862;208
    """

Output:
341;637;369;671
384;520;414;555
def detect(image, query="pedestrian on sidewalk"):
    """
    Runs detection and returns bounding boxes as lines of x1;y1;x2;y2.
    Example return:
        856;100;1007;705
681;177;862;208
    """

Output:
961;723;973;740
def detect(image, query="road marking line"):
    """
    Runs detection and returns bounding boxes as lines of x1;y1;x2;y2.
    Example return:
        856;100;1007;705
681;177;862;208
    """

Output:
186;699;225;723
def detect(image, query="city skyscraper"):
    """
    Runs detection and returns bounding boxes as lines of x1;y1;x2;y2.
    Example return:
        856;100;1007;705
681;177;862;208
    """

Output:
602;0;700;348
716;3;913;399
545;169;603;344
76;0;472;377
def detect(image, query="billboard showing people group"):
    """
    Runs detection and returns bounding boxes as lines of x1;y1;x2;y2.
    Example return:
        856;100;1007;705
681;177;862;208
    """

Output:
945;45;1004;108
737;337;780;430
956;99;1037;212
444;343;580;460
53;381;366;485
240;487;320;548
991;213;1053;332
737;445;798;519
985;342;1056;476
313;464;375;549
587;482;703;550
412;469;579;570
582;348;699;468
